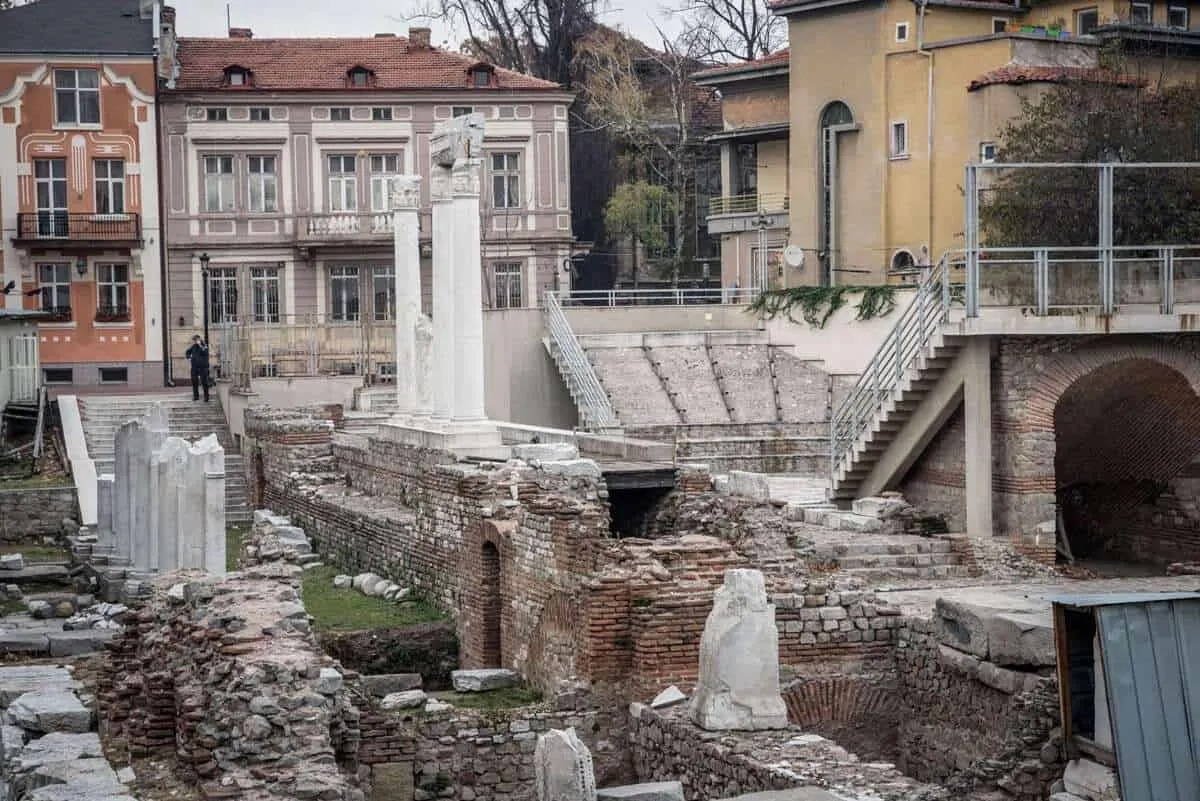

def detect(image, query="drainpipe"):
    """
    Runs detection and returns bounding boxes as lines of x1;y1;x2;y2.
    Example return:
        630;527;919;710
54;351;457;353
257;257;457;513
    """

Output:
917;0;935;262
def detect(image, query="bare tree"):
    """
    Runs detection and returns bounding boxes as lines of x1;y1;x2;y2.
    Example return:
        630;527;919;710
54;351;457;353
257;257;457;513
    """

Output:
403;0;600;87
664;0;784;62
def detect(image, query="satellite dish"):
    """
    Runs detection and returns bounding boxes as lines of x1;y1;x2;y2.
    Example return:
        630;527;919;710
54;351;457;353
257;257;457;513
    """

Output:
783;245;806;269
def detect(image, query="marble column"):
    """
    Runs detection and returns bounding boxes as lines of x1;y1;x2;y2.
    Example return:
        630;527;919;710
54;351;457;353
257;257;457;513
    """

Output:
155;438;188;572
196;435;226;575
131;418;167;572
391;174;423;421
450;158;487;422
430;167;455;421
112;421;137;565
95;474;115;557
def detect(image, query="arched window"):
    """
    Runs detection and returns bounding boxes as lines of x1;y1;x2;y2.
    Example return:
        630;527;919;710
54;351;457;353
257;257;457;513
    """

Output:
891;249;916;272
819;101;855;286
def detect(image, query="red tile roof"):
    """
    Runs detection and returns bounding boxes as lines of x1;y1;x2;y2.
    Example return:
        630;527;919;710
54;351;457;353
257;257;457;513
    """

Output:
968;65;1146;91
692;49;790;80
172;36;566;93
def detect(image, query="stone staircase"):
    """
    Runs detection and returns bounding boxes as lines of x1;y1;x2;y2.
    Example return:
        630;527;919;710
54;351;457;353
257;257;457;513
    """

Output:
805;532;970;582
75;393;251;524
830;260;960;502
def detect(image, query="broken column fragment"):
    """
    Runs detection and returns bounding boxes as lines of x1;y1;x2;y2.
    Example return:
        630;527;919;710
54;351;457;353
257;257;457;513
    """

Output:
535;727;597;801
690;568;788;731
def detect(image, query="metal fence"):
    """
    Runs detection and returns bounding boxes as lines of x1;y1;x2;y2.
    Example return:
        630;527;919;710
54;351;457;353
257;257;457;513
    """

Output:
964;162;1200;315
555;287;759;307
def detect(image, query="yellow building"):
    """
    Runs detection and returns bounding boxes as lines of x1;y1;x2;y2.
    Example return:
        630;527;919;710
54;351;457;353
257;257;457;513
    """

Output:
765;0;1200;286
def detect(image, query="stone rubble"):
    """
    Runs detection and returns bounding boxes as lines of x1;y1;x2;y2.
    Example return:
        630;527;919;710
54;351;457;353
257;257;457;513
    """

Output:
0;665;133;801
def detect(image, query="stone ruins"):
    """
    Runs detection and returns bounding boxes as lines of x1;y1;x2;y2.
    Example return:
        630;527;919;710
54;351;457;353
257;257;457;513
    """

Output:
534;728;596;801
81;402;226;599
690;569;788;731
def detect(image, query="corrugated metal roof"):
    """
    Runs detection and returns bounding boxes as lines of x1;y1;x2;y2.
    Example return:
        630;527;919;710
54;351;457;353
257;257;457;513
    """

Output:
1052;591;1200;608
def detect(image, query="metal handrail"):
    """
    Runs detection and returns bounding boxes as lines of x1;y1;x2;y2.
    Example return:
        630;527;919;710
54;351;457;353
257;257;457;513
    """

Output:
708;192;790;216
543;291;619;430
558;287;759;307
830;255;952;486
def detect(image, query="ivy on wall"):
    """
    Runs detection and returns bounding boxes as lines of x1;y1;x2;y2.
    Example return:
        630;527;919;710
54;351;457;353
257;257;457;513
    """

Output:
748;285;902;329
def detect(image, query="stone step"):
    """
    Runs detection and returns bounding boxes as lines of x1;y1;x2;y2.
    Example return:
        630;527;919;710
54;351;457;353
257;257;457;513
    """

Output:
842;564;972;581
834;553;962;570
811;539;955;558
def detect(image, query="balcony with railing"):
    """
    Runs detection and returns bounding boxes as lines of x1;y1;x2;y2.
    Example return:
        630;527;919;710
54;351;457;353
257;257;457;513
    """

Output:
14;213;142;246
299;212;395;244
96;304;132;323
40;306;72;323
706;192;789;234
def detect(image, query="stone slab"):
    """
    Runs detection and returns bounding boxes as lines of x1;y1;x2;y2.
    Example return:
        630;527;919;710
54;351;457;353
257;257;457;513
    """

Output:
361;674;423;697
451;669;520;692
986;611;1056;668
715;791;852;801
0;565;70;585
512;442;579;462
47;630;117;658
0;666;79;705
1062;758;1119;801
0;632;50;654
934;598;999;659
12;731;104;767
380;690;427;710
597;781;685;801
650;686;686;709
8;690;93;733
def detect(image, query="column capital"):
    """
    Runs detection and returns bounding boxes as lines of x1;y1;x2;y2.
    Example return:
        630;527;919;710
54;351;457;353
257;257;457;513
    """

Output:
451;159;482;198
390;175;423;211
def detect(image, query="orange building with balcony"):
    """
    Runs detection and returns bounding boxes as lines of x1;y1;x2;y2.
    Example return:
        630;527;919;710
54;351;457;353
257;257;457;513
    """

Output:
0;0;171;390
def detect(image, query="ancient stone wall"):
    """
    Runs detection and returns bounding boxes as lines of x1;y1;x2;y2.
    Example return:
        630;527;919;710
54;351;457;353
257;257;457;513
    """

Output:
0;486;77;542
358;700;631;801
894;619;1063;801
898;409;966;532
98;560;362;800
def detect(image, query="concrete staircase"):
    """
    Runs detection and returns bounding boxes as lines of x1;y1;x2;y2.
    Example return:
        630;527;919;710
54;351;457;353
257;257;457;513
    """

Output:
75;393;251;524
829;260;961;502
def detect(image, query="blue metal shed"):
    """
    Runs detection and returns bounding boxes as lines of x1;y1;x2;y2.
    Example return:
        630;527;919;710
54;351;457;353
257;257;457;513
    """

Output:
1052;592;1200;801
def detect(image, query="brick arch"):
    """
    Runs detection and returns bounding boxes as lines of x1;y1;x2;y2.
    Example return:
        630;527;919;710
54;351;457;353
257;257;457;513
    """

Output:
460;520;514;670
1022;344;1200;433
782;677;902;760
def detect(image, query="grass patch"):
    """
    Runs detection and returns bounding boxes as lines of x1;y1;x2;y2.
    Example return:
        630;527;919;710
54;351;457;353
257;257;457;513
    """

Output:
0;475;72;490
226;525;249;572
300;564;446;632
0;545;67;562
0;599;25;617
436;687;543;711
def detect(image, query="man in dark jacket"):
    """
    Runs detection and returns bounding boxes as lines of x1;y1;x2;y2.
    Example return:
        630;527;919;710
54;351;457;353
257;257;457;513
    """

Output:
186;334;211;402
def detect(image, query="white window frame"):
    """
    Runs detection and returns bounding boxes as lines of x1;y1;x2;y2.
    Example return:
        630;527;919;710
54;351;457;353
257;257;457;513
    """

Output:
329;266;360;321
250;266;281;323
246;155;278;213
372;265;395;321
1168;4;1189;27
53;68;100;126
371;106;393;121
330;107;351;121
889;120;909;159
227;70;247;86
992;17;1010;33
93;159;125;215
895;22;910;42
1130;1;1151;23
96;263;130;317
452;106;474;118
328;155;358;212
36;263;72;316
208;267;239;324
493;261;523;309
249;107;271;121
980;142;997;163
206;107;229;122
369;154;401;213
203;155;236;213
491;152;522;209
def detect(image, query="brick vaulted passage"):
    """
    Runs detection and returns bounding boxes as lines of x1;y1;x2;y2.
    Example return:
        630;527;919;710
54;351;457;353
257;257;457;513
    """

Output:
1054;358;1200;561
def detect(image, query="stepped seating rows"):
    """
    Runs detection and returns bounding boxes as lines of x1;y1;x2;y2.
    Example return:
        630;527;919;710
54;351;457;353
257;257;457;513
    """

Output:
76;393;251;524
711;345;777;423
586;347;681;426
772;350;831;424
646;345;729;424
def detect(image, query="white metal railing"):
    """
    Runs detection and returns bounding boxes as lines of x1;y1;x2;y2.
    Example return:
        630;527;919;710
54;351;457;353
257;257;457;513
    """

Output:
709;192;790;216
543;291;619;430
949;245;1200;315
830;256;953;486
556;287;759;307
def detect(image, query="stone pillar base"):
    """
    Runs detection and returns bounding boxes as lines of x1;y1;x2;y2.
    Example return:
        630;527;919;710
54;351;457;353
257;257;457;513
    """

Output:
379;418;508;460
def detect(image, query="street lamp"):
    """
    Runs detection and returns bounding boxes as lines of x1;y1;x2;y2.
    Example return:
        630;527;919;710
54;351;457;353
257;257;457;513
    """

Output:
199;252;210;346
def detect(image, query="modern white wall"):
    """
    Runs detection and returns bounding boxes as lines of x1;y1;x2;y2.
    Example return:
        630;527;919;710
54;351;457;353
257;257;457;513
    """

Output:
765;288;916;375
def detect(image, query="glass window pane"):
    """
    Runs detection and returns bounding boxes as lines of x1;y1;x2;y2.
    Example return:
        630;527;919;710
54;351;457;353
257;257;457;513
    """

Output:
55;91;76;124
78;69;99;88
54;70;76;89
79;92;100;124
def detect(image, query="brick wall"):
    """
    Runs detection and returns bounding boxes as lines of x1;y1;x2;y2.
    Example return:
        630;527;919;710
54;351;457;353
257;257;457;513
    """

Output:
899;408;966;532
357;698;632;800
0;485;77;542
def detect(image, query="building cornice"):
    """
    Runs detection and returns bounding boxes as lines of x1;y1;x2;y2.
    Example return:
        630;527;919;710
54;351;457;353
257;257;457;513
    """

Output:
161;89;576;105
693;65;789;87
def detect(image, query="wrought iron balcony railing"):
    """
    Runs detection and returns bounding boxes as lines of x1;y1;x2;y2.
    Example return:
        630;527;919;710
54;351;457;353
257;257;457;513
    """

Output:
41;306;72;323
15;213;142;243
96;304;132;322
708;192;790;216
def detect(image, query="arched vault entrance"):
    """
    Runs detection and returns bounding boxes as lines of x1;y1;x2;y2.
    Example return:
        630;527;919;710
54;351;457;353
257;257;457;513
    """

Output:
1054;358;1200;564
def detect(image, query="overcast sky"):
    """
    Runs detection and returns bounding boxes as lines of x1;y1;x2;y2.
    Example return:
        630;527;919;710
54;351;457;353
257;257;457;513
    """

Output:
172;0;682;49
